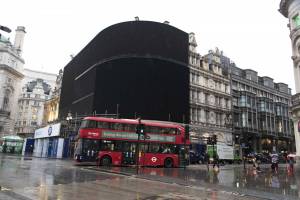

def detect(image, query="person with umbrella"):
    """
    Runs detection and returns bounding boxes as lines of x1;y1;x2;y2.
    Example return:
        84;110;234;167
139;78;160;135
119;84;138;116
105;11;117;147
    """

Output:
287;153;296;174
270;151;279;173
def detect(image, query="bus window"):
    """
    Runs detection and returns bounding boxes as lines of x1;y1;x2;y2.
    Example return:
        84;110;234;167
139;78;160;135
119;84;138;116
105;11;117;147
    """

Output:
149;143;160;153
101;140;114;151
170;128;178;135
97;121;111;129
123;142;136;152
80;120;88;128
123;124;136;132
140;143;149;153
112;123;123;131
80;120;97;129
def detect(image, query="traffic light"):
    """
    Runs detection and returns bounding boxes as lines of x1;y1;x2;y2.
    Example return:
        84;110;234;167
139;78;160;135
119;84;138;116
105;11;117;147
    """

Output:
207;137;212;145
184;125;189;140
212;135;217;145
136;123;145;135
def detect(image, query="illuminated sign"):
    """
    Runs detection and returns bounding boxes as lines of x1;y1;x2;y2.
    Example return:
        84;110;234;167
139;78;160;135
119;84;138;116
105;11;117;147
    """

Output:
34;123;61;139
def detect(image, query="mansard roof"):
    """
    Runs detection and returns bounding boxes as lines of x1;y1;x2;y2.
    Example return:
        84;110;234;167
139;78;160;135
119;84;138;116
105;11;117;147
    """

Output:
26;79;51;95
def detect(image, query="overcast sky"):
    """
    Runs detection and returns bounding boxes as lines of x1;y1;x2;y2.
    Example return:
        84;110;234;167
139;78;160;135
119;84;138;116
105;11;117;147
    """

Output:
0;0;294;93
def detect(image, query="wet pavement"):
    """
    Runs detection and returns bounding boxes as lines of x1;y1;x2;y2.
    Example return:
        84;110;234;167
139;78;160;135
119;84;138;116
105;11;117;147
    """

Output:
89;163;300;200
0;154;298;200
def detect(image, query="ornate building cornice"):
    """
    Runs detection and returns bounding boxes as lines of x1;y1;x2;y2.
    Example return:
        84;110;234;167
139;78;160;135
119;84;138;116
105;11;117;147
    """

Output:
0;64;24;78
279;0;291;18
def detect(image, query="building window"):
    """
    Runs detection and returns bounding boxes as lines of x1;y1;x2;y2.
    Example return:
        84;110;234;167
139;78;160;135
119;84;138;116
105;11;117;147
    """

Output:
2;89;11;110
31;121;37;126
242;112;247;127
205;110;209;124
293;15;300;28
239;95;246;107
32;114;37;120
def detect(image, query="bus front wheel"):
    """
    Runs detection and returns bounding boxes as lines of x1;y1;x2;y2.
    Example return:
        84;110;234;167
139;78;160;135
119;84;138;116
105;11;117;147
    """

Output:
101;156;112;166
164;158;173;168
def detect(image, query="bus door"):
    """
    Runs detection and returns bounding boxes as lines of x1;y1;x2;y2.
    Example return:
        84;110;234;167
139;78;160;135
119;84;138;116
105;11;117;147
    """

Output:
121;142;136;165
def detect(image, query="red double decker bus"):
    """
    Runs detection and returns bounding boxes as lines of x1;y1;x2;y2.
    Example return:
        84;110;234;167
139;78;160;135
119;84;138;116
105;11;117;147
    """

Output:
74;117;190;167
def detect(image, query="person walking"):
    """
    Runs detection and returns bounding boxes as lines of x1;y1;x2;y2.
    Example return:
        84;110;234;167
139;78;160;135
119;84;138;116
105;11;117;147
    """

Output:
270;152;279;173
213;152;220;172
288;156;294;174
253;157;261;172
204;151;210;171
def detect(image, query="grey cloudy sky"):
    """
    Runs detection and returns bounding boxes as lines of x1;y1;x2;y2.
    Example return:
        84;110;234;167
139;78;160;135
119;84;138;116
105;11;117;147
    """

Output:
1;0;294;93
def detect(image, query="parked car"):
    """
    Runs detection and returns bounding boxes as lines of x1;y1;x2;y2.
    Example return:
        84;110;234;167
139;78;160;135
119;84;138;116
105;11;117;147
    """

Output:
189;151;204;164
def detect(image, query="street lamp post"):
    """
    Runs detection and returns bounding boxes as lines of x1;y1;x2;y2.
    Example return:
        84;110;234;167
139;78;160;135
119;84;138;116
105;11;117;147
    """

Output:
66;112;72;137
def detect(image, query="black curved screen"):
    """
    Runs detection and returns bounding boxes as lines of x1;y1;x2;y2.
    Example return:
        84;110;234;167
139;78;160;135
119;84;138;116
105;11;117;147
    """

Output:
94;57;189;123
59;21;189;123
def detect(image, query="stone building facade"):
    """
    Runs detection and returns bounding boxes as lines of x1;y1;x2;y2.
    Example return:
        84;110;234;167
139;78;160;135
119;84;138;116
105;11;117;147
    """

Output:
230;65;293;156
22;68;56;89
15;79;52;138
43;69;63;125
0;26;26;136
279;0;300;159
188;33;232;148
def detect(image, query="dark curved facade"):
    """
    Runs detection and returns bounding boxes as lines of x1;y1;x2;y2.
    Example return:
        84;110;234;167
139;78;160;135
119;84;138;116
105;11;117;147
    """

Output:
59;21;190;123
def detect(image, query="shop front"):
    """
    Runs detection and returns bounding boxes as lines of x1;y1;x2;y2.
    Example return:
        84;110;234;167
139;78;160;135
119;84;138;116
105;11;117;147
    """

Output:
33;123;64;158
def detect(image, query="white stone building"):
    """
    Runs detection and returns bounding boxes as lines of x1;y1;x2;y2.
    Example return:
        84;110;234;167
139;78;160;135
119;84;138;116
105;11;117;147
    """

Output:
22;68;56;89
0;26;26;136
15;79;52;137
14;67;57;137
188;33;232;147
279;0;300;160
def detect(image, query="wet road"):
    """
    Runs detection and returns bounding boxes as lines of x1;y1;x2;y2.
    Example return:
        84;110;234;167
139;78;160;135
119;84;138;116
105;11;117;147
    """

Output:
0;154;265;200
91;163;300;200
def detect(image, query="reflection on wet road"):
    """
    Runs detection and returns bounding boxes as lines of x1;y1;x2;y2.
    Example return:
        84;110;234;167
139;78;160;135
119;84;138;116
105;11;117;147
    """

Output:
94;164;300;199
0;154;298;200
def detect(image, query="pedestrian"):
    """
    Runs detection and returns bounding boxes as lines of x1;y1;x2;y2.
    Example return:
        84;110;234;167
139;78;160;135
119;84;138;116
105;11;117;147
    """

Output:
213;152;219;172
288;156;294;174
270;152;279;173
253;157;261;172
204;151;210;171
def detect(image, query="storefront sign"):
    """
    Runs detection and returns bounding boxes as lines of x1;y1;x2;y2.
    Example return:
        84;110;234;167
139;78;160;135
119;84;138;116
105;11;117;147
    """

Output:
34;123;61;139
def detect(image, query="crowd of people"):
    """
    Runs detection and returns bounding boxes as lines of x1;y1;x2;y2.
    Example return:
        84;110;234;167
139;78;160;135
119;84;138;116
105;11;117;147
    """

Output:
250;151;295;174
198;149;296;175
